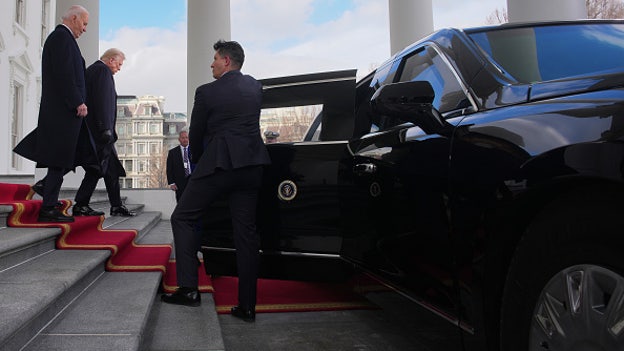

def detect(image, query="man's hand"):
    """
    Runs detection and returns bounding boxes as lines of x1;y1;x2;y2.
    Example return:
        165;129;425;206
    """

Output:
77;103;88;117
170;184;178;191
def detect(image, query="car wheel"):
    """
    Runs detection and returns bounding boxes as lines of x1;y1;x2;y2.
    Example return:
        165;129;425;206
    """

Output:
500;189;624;351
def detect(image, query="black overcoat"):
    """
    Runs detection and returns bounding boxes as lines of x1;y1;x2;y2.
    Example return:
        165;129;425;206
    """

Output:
13;25;97;170
84;60;125;177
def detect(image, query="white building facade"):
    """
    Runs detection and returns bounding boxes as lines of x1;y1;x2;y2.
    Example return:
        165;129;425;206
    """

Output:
0;0;54;176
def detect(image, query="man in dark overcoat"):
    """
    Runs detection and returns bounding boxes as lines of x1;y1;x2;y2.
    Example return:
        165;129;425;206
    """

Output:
161;40;271;323
72;48;135;217
13;5;97;223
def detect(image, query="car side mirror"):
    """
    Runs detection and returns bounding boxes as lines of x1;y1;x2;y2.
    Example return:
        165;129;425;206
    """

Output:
370;81;452;135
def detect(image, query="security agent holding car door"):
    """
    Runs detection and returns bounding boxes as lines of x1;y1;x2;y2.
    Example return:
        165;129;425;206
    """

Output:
73;48;135;217
161;40;271;322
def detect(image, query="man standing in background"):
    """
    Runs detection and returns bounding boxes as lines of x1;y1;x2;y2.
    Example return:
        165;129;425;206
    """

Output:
72;48;135;217
167;130;192;202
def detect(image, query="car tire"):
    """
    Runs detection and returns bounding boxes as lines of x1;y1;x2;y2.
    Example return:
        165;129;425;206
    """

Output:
500;188;624;351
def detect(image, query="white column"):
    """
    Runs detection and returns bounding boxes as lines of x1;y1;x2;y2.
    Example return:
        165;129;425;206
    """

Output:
187;0;231;120
389;0;433;55
507;0;587;23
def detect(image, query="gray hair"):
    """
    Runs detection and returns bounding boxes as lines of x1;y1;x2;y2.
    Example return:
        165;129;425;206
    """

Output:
61;5;88;20
101;48;125;61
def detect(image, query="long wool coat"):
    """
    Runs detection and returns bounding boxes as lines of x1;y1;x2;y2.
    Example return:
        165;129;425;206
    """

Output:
14;24;97;170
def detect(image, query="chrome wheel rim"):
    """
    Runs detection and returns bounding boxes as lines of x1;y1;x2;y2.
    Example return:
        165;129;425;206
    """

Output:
529;265;624;350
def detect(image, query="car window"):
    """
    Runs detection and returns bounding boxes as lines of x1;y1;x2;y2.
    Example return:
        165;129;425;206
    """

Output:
397;45;470;114
260;104;322;143
468;23;624;83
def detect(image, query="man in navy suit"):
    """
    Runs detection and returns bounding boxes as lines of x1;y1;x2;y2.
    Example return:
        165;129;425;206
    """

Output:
13;5;96;223
162;40;271;322
72;48;135;218
166;130;191;202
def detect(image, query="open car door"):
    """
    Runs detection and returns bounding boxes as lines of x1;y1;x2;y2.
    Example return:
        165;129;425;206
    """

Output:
200;69;357;281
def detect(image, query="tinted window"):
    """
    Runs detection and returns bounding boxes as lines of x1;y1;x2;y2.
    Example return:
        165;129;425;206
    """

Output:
469;23;624;83
397;46;469;113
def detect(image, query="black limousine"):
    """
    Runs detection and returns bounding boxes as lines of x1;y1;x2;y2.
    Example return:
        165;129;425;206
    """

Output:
201;20;624;351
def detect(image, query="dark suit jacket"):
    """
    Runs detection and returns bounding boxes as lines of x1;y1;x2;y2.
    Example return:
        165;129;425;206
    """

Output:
13;24;97;170
189;70;271;177
167;145;189;199
84;60;125;177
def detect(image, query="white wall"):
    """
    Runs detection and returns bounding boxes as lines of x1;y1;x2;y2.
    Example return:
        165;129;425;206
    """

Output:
0;0;55;176
120;189;178;220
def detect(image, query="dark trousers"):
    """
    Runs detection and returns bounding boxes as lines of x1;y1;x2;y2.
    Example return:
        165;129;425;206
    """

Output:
171;165;263;309
74;166;122;207
42;167;67;207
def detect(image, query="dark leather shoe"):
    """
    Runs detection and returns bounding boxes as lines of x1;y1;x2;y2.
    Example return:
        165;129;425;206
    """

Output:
110;205;136;217
231;306;256;322
73;204;105;216
161;288;201;307
38;207;74;223
31;180;44;197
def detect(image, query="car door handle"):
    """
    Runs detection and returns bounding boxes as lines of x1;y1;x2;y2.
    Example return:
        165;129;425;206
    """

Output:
353;163;377;174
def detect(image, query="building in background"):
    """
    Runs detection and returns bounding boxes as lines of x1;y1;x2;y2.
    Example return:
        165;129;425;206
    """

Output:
116;95;187;189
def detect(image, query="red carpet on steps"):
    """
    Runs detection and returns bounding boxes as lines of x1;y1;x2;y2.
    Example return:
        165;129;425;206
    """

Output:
0;182;386;314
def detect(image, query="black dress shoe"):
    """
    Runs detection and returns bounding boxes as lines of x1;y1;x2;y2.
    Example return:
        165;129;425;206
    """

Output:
231;306;256;322
161;287;201;307
31;180;44;197
110;205;136;217
73;204;105;216
38;207;74;223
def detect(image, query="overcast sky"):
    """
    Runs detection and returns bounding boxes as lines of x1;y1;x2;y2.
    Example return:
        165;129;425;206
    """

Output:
99;0;507;112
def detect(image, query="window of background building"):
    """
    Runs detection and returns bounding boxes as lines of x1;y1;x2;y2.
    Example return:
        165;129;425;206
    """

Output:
117;124;125;137
150;142;160;154
122;178;133;189
168;124;177;135
136;122;147;135
126;143;134;155
138;160;147;173
124;160;133;172
137;143;147;155
15;0;25;26
117;143;125;155
41;0;50;47
11;83;23;169
149;123;159;134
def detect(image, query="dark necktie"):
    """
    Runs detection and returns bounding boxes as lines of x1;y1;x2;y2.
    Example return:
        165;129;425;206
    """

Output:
183;147;190;176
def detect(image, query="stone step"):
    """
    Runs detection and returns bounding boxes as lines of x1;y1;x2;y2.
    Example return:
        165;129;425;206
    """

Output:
0;184;225;351
102;210;160;242
0;198;166;351
0;249;111;351
22;271;162;351
0;226;60;272
0;205;13;228
140;220;225;351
